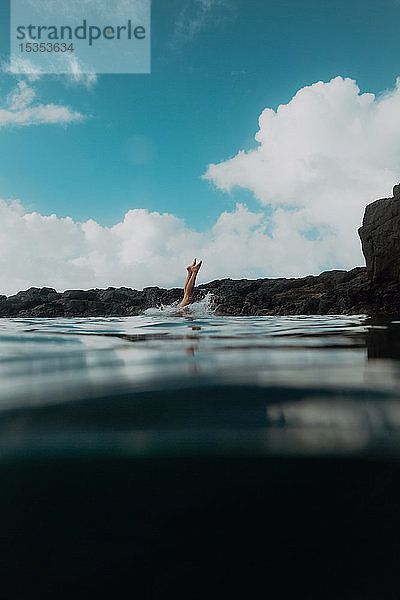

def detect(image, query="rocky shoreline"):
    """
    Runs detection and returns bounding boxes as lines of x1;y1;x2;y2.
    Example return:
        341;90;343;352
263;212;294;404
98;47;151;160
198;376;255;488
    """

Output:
1;188;400;318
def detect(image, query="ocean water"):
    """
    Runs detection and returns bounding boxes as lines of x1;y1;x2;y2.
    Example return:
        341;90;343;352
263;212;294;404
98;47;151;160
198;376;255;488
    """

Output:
0;295;399;459
2;299;400;598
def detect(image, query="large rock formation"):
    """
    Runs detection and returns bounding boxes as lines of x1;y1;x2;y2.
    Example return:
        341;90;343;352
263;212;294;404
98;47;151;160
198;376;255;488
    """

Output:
357;184;400;314
358;184;400;284
0;186;399;317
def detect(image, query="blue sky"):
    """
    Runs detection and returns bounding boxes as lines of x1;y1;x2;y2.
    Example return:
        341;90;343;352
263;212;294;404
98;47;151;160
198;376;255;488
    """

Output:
0;0;399;227
1;0;400;293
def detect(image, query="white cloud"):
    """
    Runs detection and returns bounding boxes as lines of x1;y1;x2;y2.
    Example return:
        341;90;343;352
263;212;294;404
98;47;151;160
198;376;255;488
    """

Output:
0;80;85;127
1;75;400;295
0;198;296;295
65;55;97;88
204;76;400;273
2;57;43;82
3;54;97;88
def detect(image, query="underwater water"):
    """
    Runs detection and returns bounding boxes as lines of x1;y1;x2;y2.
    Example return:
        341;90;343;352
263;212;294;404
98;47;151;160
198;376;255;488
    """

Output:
0;295;399;458
2;299;400;598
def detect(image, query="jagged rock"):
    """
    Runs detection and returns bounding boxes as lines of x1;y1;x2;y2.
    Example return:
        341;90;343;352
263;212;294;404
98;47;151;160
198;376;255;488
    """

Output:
358;186;400;284
0;270;370;318
199;267;370;316
393;184;400;199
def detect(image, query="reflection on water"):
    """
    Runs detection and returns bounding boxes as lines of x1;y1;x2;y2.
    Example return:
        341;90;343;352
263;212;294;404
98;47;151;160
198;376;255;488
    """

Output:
0;307;400;457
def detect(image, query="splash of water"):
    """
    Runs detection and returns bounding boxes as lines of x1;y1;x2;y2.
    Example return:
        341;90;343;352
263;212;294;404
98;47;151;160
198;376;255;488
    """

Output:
144;292;215;317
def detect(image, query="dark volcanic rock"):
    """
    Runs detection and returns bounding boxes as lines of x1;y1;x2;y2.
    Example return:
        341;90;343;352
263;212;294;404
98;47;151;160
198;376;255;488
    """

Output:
198;267;370;316
0;285;185;318
357;184;400;315
0;270;372;318
1;185;400;317
63;289;100;301
358;185;400;285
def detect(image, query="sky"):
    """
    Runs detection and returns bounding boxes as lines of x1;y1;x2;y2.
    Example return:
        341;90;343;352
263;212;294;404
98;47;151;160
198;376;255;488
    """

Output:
1;0;400;293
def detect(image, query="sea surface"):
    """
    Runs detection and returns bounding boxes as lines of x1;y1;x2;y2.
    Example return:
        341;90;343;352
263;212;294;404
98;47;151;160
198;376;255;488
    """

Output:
1;295;400;459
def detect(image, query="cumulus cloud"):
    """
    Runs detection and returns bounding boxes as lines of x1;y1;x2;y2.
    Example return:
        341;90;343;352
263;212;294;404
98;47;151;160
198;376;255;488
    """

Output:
0;198;291;295
204;76;400;273
2;75;400;294
0;80;85;127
